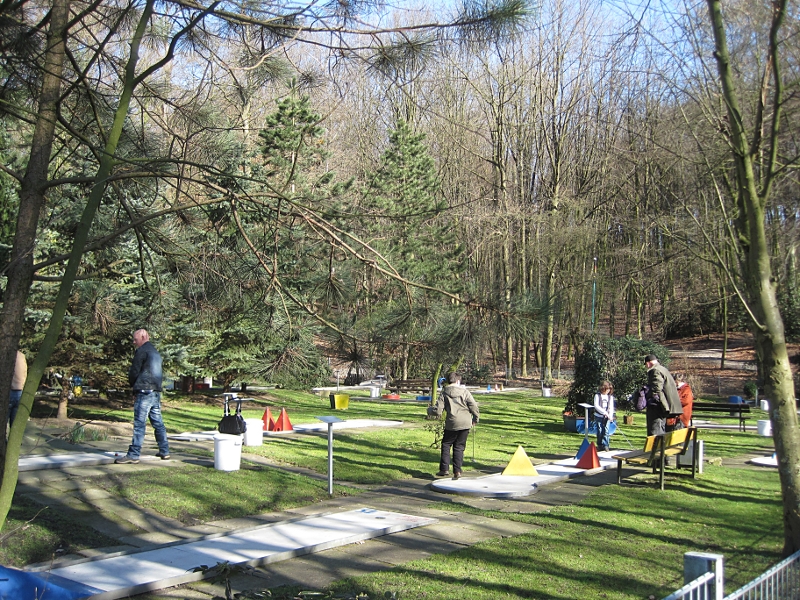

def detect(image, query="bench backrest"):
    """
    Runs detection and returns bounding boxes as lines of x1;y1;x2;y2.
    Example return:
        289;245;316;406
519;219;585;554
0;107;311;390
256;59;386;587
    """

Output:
660;427;696;455
663;427;689;448
693;402;750;412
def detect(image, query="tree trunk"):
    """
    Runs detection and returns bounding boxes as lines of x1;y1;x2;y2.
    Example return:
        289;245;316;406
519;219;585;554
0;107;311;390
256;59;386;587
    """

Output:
542;267;556;383
0;0;71;496
706;0;800;554
57;384;69;420
718;266;728;369
0;0;158;532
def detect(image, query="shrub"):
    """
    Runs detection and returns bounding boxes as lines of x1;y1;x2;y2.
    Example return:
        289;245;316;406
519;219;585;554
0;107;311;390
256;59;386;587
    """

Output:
565;338;604;414
603;337;670;411
743;381;758;399
565;336;671;414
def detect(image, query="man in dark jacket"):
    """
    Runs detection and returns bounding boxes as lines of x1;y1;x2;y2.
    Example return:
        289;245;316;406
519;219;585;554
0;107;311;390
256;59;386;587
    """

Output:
645;354;682;436
115;329;170;464
430;372;479;480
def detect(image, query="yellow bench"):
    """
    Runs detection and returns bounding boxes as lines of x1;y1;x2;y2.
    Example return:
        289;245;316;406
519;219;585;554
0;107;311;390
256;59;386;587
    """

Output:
612;427;698;490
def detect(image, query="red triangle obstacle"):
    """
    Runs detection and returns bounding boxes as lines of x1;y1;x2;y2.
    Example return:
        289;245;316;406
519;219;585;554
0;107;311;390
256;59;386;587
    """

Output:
575;441;601;469
262;408;275;431
271;407;293;432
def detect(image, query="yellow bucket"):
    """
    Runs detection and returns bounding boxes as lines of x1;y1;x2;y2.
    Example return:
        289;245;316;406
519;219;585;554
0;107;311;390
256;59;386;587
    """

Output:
334;394;349;410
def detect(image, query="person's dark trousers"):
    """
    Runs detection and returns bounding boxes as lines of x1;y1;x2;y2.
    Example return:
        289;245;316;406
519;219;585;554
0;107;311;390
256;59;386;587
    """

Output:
440;428;470;474
646;405;667;436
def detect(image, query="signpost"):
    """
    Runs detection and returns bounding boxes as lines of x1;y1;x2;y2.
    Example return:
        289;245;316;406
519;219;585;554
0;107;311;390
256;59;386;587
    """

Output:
578;403;594;444
316;416;344;496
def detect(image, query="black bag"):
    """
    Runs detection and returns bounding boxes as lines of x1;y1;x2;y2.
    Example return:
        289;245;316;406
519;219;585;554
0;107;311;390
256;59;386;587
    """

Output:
218;397;247;435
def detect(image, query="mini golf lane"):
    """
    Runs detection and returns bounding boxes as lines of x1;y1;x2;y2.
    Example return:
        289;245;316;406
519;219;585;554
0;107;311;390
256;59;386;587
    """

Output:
430;453;619;497
169;419;404;441
9;508;436;600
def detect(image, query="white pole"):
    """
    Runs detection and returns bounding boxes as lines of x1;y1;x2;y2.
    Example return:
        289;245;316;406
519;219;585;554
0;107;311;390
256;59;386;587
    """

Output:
327;422;334;496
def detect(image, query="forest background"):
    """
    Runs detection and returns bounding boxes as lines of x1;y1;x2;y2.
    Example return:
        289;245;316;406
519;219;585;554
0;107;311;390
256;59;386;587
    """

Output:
4;0;798;390
1;0;799;542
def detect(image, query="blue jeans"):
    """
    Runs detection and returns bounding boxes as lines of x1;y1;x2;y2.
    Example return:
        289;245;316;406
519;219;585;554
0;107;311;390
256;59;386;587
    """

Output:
8;389;22;425
595;416;611;450
127;391;169;459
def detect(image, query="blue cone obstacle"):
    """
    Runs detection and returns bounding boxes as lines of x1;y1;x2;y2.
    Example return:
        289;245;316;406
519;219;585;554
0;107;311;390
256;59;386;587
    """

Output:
575;437;591;460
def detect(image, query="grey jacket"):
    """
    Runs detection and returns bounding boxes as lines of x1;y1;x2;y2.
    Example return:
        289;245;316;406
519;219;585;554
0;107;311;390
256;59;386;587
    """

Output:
647;363;682;415
434;384;480;431
128;341;163;392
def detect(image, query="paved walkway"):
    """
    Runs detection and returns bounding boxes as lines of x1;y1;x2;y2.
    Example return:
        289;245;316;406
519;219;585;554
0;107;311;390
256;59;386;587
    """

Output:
12;421;620;599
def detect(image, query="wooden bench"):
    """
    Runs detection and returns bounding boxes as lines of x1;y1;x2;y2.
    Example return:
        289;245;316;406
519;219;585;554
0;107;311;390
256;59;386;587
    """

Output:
388;379;432;395
612;427;698;490
691;401;751;432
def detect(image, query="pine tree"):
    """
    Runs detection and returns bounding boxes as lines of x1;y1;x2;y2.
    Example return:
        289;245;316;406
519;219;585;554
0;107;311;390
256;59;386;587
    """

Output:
364;118;458;287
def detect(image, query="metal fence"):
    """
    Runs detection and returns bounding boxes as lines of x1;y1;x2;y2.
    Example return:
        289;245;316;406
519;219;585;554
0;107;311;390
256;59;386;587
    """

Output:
723;549;800;600
662;550;800;600
663;571;717;600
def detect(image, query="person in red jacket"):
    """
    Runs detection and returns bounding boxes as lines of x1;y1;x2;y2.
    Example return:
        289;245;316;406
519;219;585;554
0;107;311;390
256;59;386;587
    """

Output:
674;373;694;429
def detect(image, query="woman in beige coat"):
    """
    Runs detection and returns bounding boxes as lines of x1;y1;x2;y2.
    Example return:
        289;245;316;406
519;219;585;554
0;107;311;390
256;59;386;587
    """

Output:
431;372;480;479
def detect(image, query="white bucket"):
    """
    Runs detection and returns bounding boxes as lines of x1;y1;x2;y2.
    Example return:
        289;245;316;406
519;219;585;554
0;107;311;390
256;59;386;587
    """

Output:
757;419;772;437
370;386;381;398
243;419;264;446
214;433;243;471
677;440;704;474
760;399;769;411
542;387;552;397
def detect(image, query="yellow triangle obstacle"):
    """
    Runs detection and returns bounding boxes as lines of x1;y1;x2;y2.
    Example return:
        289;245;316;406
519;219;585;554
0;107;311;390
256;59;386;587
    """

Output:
502;445;539;476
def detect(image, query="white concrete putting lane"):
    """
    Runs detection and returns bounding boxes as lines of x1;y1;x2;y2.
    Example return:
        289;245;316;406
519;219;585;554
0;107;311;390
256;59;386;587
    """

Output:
34;508;436;600
169;419;404;441
18;452;158;472
750;454;778;467
430;452;619;497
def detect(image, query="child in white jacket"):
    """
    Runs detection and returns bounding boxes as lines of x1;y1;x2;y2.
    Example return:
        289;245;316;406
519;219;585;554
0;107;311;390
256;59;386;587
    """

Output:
593;380;615;451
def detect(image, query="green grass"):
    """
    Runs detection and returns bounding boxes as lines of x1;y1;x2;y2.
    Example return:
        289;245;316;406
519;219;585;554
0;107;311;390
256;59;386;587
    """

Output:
232;390;775;484
89;464;361;525
22;387;783;599
61;388;777;484
0;497;119;568
328;466;784;599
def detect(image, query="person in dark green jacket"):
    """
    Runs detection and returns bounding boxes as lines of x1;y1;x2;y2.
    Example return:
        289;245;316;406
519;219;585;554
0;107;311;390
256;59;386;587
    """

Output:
645;355;682;436
431;372;480;480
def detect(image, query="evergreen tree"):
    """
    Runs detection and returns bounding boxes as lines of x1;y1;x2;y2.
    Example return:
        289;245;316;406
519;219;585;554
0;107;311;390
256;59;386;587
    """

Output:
364;119;457;286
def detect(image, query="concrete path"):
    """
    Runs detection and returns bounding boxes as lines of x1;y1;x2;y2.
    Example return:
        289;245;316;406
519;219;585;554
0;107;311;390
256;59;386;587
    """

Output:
34;508;436;600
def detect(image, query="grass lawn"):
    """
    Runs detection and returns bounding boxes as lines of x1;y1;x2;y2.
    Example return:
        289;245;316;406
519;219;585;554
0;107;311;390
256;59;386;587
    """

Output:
326;466;783;600
0;496;119;568
20;388;783;598
89;465;361;525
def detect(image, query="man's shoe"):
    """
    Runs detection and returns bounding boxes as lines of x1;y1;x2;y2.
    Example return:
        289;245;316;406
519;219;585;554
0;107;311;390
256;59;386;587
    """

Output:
156;452;171;460
453;472;461;480
436;471;450;477
114;456;139;464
